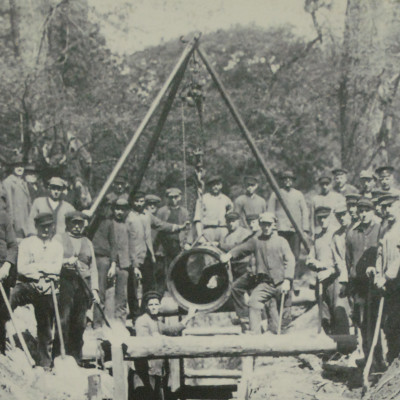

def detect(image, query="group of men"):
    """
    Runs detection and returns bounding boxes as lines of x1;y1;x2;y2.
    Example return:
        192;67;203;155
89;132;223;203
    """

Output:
0;154;400;373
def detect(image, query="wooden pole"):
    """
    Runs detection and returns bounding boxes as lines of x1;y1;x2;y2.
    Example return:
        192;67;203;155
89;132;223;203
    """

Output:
87;35;200;217
196;46;310;252
125;332;336;360
237;356;254;400
112;344;127;400
130;51;191;195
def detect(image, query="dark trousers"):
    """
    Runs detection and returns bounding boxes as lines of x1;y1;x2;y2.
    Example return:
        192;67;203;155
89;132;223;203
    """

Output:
115;267;129;322
383;286;400;364
0;282;11;355
93;256;110;328
10;282;55;368
54;269;90;362
278;231;300;260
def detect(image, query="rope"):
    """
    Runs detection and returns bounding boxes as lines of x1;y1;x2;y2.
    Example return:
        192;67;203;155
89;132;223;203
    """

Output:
181;101;188;210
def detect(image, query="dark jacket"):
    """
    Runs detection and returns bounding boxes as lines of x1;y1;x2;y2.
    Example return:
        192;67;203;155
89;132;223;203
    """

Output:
0;211;18;286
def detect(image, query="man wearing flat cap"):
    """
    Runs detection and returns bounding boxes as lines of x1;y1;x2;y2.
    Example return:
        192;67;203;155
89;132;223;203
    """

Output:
307;206;350;334
345;194;361;229
375;166;400;196
221;212;295;334
359;170;375;198
28;175;75;235
234;176;266;229
54;211;99;363
194;175;233;244
268;170;309;260
10;213;63;368
154;188;190;294
310;175;345;237
332;168;358;197
346;197;381;364
2;154;31;239
103;174;130;218
371;194;400;363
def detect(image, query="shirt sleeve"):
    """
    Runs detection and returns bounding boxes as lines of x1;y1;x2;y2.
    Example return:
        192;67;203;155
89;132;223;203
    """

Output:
299;193;310;232
281;239;295;280
150;214;177;233
108;221;118;264
331;236;348;283
40;241;64;275
267;192;277;214
193;198;202;223
229;237;256;260
4;215;17;265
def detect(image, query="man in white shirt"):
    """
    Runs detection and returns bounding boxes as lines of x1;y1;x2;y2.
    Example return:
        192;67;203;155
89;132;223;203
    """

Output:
10;212;64;368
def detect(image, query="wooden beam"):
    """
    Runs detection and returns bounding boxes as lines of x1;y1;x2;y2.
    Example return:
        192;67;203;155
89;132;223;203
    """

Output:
125;332;336;360
87;35;200;217
184;368;241;379
196;45;310;252
112;345;127;400
183;326;242;336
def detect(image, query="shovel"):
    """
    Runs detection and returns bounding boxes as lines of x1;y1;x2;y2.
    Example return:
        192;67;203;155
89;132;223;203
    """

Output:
317;280;323;334
277;292;286;335
362;296;385;394
50;280;78;369
0;282;35;367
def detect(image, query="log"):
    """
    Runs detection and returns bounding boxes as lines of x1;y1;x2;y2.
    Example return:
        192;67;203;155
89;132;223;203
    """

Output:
184;368;242;379
183;326;242;336
112;345;127;400
125;332;337;360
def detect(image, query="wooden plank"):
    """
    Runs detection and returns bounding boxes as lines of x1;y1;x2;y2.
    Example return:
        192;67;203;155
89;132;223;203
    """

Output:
87;374;102;400
183;326;242;336
125;332;337;359
111;344;127;400
237;356;254;400
166;316;181;392
184;368;241;379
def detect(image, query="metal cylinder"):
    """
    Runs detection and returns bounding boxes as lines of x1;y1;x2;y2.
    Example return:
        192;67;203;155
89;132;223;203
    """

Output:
167;245;232;312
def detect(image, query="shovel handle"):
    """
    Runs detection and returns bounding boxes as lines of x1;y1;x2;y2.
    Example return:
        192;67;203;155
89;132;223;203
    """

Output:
50;280;66;358
317;281;323;334
277;292;285;335
0;282;35;367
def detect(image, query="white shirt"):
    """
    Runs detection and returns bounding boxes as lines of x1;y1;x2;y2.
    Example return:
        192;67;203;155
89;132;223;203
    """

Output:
194;192;233;226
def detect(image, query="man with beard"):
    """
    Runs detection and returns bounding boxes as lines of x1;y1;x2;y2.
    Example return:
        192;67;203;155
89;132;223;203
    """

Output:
234;176;266;228
268;170;309;260
0;210;18;354
346;198;381;366
310;175;345;237
55;211;100;363
2;155;31;239
11;213;63;368
221;212;294;334
332;168;358;196
28;176;75;235
369;194;400;363
359;170;375;198
194;175;233;244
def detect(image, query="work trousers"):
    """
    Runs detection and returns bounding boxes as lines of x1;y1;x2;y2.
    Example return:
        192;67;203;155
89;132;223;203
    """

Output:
319;277;350;335
115;267;129;323
10;282;55;368
383;284;400;364
93;256;111;329
278;231;301;261
0;281;11;355
54;269;90;362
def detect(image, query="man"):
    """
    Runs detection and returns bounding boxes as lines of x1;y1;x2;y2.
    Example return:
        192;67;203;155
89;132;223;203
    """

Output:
25;164;45;201
154;188;190;294
268;170;309;260
55;211;100;363
346;194;361;229
144;194;162;217
221;212;294;334
246;214;261;233
11;213;64;368
359;170;375;198
219;212;252;279
134;291;196;400
372;194;400;363
103;174;129;218
0;210;18;354
307;206;350;334
346;198;381;363
194;175;233;244
2;155;31;239
310;175;345;236
375;166;400;196
234;176;266;228
28;176;75;235
332;168;358;196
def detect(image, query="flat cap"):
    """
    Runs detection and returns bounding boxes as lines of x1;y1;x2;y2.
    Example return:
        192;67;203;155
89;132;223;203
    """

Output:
280;170;295;180
332;168;348;175
24;164;37;173
375;165;394;176
244;176;258;185
166;188;182;197
114;174;128;184
206;175;222;185
131;190;146;200
142;290;162;305
318;175;332;184
378;193;400;206
372;190;386;199
359;170;374;179
315;206;331;217
34;212;54;226
357;198;374;209
10;154;24;166
145;194;161;204
65;211;88;222
226;212;240;221
113;197;129;208
334;203;348;214
48;177;66;187
258;212;276;224
246;214;259;222
345;194;361;205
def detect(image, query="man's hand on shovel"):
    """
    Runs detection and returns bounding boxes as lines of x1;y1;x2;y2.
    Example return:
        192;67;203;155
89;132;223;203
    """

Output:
0;262;11;281
92;289;100;304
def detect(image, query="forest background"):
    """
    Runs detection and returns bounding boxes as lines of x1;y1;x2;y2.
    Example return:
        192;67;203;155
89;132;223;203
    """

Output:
1;0;400;204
